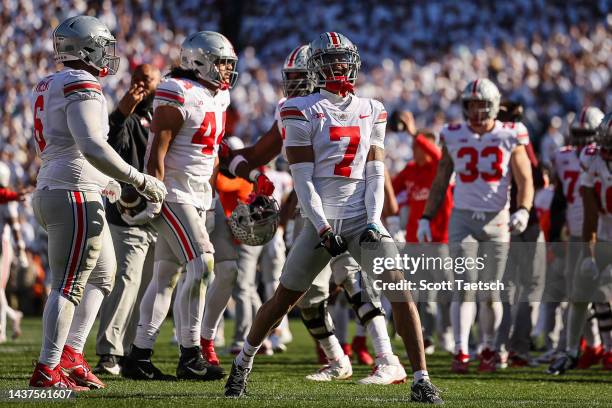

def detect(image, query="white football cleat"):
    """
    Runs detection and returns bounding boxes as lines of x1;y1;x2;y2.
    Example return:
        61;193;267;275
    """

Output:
357;354;407;385
305;354;352;381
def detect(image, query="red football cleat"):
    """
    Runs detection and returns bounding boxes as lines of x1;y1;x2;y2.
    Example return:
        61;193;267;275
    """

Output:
508;352;530;368
452;351;470;374
200;337;220;366
601;350;612;370
577;345;604;369
29;362;89;390
341;343;353;358
478;348;497;373
60;345;105;389
351;336;374;366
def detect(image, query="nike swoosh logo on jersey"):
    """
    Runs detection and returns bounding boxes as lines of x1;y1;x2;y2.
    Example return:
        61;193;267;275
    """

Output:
187;366;208;376
359;114;370;119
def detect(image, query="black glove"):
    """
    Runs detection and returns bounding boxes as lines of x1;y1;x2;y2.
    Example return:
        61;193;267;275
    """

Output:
359;223;385;244
315;228;347;257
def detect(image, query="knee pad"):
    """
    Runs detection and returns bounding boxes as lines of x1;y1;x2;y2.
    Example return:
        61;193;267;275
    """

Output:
300;300;335;339
593;302;612;332
345;290;385;326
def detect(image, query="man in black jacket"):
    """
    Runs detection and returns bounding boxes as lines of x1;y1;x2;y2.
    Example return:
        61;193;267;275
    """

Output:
94;64;161;375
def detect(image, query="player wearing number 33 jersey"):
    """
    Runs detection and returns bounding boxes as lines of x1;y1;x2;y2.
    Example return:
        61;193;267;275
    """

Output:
124;31;235;382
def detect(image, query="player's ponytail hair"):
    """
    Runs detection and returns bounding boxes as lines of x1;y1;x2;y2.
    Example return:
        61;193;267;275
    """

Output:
167;65;199;82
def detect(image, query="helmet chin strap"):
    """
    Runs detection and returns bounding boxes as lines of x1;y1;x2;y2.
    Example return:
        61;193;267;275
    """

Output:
324;77;353;97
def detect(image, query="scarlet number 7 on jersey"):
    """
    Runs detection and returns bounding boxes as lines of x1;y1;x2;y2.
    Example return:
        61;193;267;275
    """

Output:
191;111;226;155
330;126;360;177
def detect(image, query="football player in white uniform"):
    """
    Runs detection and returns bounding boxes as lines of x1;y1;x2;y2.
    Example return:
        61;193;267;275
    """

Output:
547;107;604;371
419;78;534;373
224;45;406;385
28;16;166;390
121;31;234;382
548;111;612;374
225;32;442;403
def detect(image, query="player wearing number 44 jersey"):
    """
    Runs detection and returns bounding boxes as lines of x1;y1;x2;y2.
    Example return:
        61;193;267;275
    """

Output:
419;78;534;374
28;16;166;390
224;32;442;404
121;31;234;382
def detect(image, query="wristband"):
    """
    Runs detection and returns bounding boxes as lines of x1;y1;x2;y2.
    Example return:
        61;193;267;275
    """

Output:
228;155;248;176
248;169;261;183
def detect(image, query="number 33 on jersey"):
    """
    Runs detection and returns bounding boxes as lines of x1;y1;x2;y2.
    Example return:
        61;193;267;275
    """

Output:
441;121;529;212
280;92;387;180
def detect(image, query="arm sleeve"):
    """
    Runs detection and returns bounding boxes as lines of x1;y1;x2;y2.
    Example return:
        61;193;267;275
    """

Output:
414;134;441;161
365;160;385;224
290;162;329;234
107;109;131;154
371;102;387;149
67;99;142;186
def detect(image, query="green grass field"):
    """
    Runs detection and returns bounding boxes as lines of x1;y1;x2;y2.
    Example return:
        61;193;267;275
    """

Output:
1;318;611;407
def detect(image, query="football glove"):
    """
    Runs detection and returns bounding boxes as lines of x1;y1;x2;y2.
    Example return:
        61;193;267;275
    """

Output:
417;218;432;243
359;223;385;244
121;201;162;226
316;228;347;257
509;207;530;235
136;174;167;203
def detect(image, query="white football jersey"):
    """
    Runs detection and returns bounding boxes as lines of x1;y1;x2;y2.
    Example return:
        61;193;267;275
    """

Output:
441;120;529;212
31;68;111;192
579;146;612;242
282;91;387;219
552;145;584;237
147;77;230;210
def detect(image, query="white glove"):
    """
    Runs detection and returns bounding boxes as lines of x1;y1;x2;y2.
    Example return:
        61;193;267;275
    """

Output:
509;208;530;235
135;174;167;203
101;179;121;203
417;218;432;243
17;250;29;269
579;257;599;280
121;201;162;226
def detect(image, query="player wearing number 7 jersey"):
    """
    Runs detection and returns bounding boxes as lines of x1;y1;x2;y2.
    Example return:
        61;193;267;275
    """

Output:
121;31;233;382
419;78;534;374
28;16;166;390
224;32;442;404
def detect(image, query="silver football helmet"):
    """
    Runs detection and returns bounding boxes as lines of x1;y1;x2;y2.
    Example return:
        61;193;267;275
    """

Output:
569;106;604;147
461;78;501;124
53;16;119;76
596;112;612;153
180;31;238;90
228;195;279;246
282;45;314;97
307;32;361;88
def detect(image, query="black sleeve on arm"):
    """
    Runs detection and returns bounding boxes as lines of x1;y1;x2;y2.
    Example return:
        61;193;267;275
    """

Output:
108;109;131;155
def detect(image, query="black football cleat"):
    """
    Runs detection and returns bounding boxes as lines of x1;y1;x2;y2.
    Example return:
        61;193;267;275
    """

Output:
121;345;175;381
547;352;578;375
224;361;251;398
176;346;225;381
411;379;444;404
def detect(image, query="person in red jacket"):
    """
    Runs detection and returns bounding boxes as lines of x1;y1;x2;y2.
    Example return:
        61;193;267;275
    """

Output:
391;129;454;354
392;131;453;244
0;188;23;204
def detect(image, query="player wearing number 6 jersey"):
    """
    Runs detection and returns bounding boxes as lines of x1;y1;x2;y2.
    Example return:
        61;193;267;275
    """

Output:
122;31;233;382
419;78;534;374
224;32;442;404
28;16;167;390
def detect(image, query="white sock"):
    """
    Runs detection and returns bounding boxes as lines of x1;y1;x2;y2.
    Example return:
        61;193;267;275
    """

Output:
133;260;180;350
235;339;260;369
319;335;345;361
584;316;601;348
39;291;75;368
0;289;7;339
478;301;502;350
173;273;184;346
65;284;104;353
179;254;211;348
413;369;429;383
201;260;236;340
451;301;476;354
366;315;393;357
567;302;590;356
332;303;349;344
